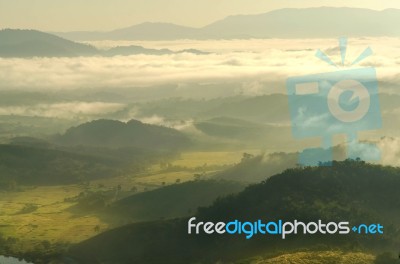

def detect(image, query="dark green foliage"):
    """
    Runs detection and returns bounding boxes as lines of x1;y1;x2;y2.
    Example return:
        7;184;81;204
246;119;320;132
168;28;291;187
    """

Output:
216;152;298;183
0;144;113;186
55;119;191;150
0;144;112;186
69;160;400;263
109;180;245;222
0;143;171;187
9;137;52;149
0;118;190;187
374;252;398;264
198;159;400;257
0;233;70;264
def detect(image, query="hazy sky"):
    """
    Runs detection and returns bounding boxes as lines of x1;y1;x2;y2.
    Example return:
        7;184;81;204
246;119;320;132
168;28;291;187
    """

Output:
1;0;400;31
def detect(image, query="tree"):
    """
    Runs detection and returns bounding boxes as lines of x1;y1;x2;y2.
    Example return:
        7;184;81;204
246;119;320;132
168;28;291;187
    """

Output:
241;152;254;162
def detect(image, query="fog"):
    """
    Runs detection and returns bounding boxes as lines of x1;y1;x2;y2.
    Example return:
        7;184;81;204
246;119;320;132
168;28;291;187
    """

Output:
0;38;399;94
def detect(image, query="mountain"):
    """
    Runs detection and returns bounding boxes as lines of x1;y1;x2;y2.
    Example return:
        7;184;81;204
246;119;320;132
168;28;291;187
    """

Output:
0;144;118;186
0;29;97;57
54;119;191;150
200;7;400;38
56;22;198;41
0;29;208;57
215;153;297;183
107;22;198;40
56;7;400;41
0;142;171;187
68;160;400;263
107;180;245;223
102;45;209;56
103;45;175;56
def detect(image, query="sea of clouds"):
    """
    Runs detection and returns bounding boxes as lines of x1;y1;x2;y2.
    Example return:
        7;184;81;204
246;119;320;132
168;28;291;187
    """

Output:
0;38;399;92
0;38;399;135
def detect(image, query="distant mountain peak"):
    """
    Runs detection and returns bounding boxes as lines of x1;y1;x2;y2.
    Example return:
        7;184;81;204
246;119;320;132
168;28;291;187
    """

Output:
55;7;400;40
0;29;209;57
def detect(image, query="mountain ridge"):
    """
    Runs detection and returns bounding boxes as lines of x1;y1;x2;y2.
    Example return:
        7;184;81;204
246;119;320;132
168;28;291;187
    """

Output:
0;29;208;57
68;160;400;263
54;119;191;150
53;7;400;40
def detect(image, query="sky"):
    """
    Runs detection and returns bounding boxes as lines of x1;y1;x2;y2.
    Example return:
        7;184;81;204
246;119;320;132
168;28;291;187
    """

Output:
1;0;400;32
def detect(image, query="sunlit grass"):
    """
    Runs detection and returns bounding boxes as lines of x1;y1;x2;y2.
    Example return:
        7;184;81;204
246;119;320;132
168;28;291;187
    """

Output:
0;185;106;244
0;150;251;249
247;251;375;264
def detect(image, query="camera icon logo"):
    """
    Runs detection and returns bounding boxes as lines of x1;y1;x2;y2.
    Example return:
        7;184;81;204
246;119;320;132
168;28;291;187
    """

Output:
328;79;371;123
287;38;382;166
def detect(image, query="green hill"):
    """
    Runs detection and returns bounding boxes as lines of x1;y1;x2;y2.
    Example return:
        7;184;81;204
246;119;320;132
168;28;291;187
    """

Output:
68;160;400;263
0;143;171;187
0;29;97;57
214;153;297;183
0;144;116;186
0;119;189;187
108;180;245;223
54;119;191;150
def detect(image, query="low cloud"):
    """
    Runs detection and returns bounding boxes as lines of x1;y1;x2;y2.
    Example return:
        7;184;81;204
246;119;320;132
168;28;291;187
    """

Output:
378;137;400;166
137;114;193;130
0;102;125;119
0;38;399;95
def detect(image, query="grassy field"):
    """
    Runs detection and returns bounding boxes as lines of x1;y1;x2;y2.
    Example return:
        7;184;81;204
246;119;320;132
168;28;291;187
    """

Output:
171;151;248;168
92;150;259;192
0;185;105;245
0;150;252;249
246;251;376;264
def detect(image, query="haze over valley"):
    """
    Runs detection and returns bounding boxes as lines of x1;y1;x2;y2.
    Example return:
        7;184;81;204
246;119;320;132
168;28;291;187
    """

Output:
1;5;400;264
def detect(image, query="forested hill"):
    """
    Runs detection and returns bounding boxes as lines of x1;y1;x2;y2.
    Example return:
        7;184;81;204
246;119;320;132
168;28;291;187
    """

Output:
54;119;191;150
69;160;400;263
0;29;97;57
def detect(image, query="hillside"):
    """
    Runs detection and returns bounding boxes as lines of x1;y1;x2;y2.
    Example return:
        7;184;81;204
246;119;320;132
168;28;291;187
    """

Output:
0;144;116;186
103;45;174;56
107;180;245;223
54;119;191;150
55;22;198;41
246;250;376;264
200;7;400;38
56;7;400;40
194;117;291;143
0;143;167;187
0;29;208;57
215;153;297;183
0;29;97;57
68;160;400;263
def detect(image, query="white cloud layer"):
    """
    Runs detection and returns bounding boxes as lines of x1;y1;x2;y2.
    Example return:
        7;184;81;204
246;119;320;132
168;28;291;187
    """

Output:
0;102;125;119
0;38;399;93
